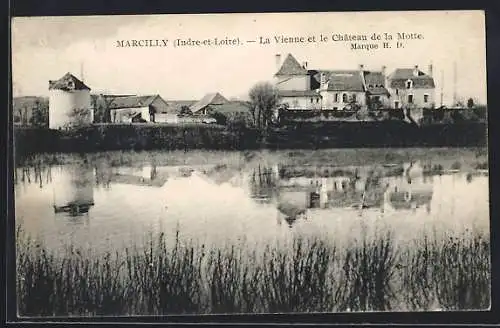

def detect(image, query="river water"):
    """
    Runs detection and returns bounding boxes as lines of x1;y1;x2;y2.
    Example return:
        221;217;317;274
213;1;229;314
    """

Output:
14;148;490;253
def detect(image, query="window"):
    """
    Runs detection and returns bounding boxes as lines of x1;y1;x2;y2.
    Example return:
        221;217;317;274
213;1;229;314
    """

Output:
342;93;348;103
394;101;400;109
395;89;399;95
334;93;339;102
352;94;357;102
424;94;429;103
368;84;373;88
406;80;412;89
407;94;414;104
310;98;314;103
316;98;319;103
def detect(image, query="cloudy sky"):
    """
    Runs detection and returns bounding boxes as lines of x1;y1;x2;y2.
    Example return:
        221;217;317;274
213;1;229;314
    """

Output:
12;10;486;105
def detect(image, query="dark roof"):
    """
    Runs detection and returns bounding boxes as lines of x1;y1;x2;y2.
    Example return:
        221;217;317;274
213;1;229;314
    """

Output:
49;72;91;91
388;69;435;88
163;100;197;114
275;54;309;76
190;92;228;113
106;95;159;110
208;101;252;114
364;71;390;96
312;70;365;92
277;90;322;97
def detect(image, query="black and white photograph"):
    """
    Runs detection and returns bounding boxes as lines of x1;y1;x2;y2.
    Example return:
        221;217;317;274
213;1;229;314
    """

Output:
11;10;490;317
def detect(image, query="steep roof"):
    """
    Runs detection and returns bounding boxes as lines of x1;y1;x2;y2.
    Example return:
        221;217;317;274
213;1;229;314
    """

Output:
277;90;322;97
388;69;435;88
190;92;228;113
275;53;309;76
363;71;390;96
49;72;91;91
312;70;365;92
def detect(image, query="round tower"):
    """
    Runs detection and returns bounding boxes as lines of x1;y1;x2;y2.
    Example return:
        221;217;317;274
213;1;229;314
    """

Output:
48;72;92;129
52;163;95;215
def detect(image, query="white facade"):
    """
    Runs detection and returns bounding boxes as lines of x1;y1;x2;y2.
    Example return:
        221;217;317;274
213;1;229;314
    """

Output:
275;75;310;91
155;113;179;123
280;96;322;110
111;106;150;123
49;89;92;129
388;86;435;109
320;91;367;110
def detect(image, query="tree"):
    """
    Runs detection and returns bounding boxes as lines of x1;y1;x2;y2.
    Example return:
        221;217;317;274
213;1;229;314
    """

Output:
248;82;281;129
179;105;193;117
467;98;475;108
29;99;49;128
65;107;92;129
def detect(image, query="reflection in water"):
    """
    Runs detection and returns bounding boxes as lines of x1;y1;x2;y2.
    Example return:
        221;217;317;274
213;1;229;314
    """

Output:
14;152;490;250
52;163;95;216
260;161;436;227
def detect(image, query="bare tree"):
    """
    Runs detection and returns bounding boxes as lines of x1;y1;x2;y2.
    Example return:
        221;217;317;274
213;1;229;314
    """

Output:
248;82;281;129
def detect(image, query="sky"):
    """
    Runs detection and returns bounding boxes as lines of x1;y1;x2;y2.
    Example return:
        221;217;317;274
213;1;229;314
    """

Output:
12;10;487;105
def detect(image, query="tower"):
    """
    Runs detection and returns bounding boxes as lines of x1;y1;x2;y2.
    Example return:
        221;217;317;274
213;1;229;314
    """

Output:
48;72;92;129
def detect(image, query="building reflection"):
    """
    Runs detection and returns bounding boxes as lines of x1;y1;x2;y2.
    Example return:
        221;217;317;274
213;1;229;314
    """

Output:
249;161;436;227
53;163;95;216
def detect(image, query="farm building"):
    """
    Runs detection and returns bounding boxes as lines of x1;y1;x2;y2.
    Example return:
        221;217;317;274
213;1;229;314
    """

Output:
103;95;172;123
48;73;92;129
190;92;229;115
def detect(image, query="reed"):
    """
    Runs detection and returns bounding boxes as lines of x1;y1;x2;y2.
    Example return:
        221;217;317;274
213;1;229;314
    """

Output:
15;223;490;316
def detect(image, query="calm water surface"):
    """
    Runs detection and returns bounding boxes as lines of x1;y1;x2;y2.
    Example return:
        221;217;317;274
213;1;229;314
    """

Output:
14;149;490;252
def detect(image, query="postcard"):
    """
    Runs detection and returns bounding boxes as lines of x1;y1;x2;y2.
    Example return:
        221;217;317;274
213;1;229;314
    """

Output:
11;10;489;317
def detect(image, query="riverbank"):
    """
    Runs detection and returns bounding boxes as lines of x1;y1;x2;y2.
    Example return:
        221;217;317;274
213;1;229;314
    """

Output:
13;121;487;157
16;222;490;316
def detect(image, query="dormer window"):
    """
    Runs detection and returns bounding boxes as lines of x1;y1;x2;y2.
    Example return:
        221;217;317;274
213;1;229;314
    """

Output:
368;84;373;88
406;80;413;89
67;80;75;89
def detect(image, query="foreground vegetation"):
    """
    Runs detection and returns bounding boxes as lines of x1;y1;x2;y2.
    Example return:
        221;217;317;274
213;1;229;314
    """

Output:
16;222;490;317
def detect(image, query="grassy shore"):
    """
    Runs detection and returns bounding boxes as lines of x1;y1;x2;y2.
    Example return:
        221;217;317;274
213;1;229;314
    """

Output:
16;222;490;317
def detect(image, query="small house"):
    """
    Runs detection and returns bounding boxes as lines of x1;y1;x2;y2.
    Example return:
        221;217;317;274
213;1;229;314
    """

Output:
387;65;436;109
106;95;170;123
190;92;229;115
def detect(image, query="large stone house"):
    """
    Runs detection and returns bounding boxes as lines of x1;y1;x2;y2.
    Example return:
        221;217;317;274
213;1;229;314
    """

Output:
274;53;435;111
386;65;436;109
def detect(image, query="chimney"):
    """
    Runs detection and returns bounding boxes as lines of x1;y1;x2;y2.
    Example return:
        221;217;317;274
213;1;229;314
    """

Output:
381;66;387;87
359;64;364;71
413;65;419;77
275;54;282;72
428;63;433;77
302;61;308;69
320;72;327;88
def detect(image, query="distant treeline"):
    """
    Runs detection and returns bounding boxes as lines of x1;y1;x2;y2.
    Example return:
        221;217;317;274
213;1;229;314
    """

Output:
13;124;261;157
268;121;487;149
13;121;487;157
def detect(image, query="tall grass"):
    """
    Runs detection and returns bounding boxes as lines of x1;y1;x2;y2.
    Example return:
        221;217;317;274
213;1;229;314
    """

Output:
16;223;490;317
